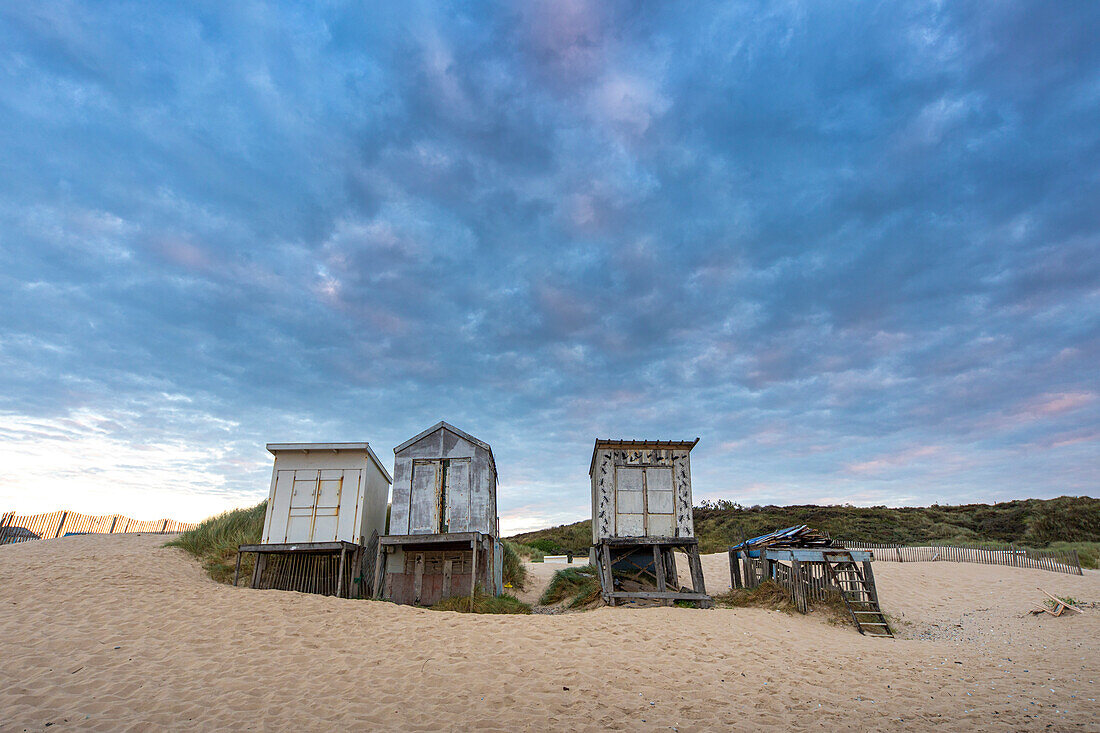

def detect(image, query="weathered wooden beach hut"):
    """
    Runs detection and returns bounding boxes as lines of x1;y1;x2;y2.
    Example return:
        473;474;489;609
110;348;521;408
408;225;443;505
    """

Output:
374;421;503;606
590;438;711;607
235;442;392;598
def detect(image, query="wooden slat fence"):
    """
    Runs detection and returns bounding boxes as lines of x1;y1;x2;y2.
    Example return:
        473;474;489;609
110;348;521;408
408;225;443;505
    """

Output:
0;510;196;546
838;542;1083;576
739;553;837;605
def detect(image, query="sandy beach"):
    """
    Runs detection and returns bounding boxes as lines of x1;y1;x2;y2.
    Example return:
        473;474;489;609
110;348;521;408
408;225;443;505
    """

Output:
2;534;1098;731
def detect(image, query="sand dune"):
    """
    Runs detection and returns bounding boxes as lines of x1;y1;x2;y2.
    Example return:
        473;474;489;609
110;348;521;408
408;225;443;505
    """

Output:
2;534;1097;731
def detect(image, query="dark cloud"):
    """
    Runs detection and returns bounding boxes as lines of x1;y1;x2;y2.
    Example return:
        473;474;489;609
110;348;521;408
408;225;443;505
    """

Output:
0;1;1096;526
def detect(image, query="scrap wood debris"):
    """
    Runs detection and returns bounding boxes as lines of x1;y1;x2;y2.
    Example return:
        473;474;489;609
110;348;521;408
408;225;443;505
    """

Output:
1028;587;1086;617
732;524;836;551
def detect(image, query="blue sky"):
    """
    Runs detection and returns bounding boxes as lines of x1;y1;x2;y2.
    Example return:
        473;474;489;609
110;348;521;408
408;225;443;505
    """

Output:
0;1;1097;531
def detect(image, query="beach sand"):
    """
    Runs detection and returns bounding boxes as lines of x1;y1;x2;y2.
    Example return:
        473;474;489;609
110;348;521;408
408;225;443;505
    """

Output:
2;534;1097;731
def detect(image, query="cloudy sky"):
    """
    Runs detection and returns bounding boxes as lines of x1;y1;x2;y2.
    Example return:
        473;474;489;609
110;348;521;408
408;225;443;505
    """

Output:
1;1;1097;532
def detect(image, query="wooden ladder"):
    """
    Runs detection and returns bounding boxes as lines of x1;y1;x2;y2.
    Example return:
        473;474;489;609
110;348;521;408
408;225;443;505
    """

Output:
822;551;893;637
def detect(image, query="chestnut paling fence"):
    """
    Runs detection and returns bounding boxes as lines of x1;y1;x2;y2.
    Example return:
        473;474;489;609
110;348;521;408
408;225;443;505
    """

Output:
0;510;196;545
838;541;1083;576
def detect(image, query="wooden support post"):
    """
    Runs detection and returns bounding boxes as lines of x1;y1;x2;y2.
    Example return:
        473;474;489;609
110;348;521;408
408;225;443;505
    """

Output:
653;545;667;603
372;545;387;599
729;549;743;589
601;542;615;606
442;559;453;599
665;548;678;589
251;552;268;589
413;553;425;605
687;548;707;595
791;559;806;613
336;545;347;598
233;551;242;587
469;537;479;608
861;561;879;606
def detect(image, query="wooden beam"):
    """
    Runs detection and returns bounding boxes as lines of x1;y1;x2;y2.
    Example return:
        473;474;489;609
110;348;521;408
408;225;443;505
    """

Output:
336;546;347;598
233;551;242;588
608;591;710;600
239;541;354;554
601;542;615;606
729;549;742;589
469;538;479;608
371;545;387;599
601;536;699;547
653;545;667;598
442;559;453;599
861;560;880;606
413;553;424;605
687;548;707;595
379;532;483;547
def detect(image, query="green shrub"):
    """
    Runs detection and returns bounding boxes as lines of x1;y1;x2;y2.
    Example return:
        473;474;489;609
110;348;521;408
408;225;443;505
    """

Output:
501;540;528;590
509;542;546;562
431;589;531;614
538;565;602;608
165;501;267;583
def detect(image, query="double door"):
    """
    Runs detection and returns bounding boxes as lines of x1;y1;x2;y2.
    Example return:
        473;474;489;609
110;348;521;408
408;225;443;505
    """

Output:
277;469;358;543
409;458;472;534
615;466;675;537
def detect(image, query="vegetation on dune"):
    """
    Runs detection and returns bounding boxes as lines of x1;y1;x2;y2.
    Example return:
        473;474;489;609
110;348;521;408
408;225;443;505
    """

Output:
712;581;795;613
1044;542;1099;570
508;496;1100;562
165;501;266;583
712;582;851;625
431;588;532;614
538;565;602;608
501;540;528;590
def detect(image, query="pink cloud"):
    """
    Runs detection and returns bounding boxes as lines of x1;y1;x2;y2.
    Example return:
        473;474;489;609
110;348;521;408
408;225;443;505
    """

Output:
845;445;944;475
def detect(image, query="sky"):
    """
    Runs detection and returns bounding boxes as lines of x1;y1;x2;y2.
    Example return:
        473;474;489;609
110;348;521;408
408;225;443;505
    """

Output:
0;1;1097;533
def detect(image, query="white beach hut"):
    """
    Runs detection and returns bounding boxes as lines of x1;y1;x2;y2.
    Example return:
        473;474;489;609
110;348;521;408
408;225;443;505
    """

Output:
236;442;392;599
261;442;392;545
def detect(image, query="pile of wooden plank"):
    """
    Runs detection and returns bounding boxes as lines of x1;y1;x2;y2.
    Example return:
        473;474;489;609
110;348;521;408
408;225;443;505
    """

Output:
733;524;835;551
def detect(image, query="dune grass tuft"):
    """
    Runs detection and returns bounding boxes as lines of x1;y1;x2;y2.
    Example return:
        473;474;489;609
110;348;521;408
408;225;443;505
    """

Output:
501;540;529;590
538;564;602;608
165;501;266;583
431;588;532;614
712;580;796;613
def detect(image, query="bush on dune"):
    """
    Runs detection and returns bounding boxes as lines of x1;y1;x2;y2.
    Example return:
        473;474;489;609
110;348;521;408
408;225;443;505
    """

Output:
538;565;602;608
501;540;530;590
165;501;266;583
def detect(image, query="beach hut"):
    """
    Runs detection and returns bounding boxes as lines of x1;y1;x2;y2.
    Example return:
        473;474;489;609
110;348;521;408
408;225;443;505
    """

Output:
589;438;711;607
374;421;502;606
236;442;392;598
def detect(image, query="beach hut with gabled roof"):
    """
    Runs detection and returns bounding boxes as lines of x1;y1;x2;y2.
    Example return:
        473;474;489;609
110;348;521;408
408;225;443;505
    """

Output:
373;421;502;606
589;437;711;607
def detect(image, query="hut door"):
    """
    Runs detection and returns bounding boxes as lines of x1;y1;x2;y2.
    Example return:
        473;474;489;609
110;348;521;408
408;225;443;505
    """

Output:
615;467;645;536
410;460;442;534
615;466;675;538
286;470;320;542
443;459;471;533
644;467;675;538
